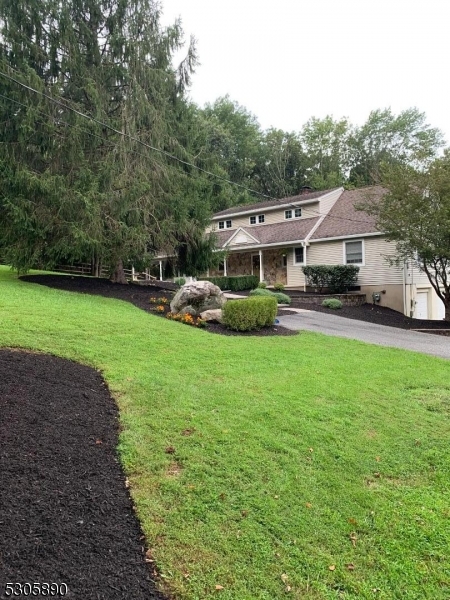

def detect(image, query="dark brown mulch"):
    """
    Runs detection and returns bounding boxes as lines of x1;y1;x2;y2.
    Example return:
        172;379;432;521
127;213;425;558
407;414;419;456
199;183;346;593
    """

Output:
0;349;166;600
20;275;298;337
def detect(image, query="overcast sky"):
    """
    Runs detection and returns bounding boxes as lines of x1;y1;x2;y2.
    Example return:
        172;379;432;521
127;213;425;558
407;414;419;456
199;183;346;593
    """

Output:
160;0;450;143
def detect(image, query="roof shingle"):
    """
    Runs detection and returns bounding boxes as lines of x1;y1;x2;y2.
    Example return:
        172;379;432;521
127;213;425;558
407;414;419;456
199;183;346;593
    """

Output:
310;187;385;240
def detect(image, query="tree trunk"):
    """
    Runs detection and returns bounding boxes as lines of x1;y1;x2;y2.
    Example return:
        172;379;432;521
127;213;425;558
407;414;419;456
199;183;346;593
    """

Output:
445;304;450;322
110;258;128;284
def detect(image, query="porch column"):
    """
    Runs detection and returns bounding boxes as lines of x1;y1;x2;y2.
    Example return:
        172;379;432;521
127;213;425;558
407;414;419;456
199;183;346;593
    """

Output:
224;256;228;276
159;260;163;281
259;249;264;282
131;266;136;281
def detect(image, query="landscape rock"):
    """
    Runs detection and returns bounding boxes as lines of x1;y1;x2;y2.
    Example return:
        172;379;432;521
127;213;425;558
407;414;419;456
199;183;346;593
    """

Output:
170;280;227;316
200;309;224;323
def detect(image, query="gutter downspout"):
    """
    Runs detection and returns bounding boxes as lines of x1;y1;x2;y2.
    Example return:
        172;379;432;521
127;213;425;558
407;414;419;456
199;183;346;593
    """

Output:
402;261;407;317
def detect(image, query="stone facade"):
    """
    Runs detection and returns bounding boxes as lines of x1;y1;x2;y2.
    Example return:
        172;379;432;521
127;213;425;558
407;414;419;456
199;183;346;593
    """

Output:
209;250;287;285
262;249;287;285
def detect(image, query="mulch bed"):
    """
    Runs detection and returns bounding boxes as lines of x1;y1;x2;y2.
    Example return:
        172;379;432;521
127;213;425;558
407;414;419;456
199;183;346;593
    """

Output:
20;275;298;337
0;349;166;600
21;274;450;334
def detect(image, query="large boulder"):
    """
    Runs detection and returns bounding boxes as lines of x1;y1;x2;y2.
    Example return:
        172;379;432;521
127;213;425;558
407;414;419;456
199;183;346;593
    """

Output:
170;281;227;316
200;309;224;323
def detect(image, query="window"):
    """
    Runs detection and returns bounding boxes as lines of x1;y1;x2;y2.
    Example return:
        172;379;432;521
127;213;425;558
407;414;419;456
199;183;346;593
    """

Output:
218;220;232;229
295;208;302;218
282;254;288;267
294;247;304;264
345;240;363;265
249;216;256;225
285;208;301;219
285;210;292;219
258;214;265;223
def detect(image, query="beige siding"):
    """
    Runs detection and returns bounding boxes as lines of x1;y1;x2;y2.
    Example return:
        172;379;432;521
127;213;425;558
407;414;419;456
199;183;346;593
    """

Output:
317;188;344;215
308;237;404;285
215;202;321;230
286;248;306;287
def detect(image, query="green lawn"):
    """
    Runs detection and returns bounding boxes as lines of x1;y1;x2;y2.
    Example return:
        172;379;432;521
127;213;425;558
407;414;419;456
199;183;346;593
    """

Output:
1;265;449;600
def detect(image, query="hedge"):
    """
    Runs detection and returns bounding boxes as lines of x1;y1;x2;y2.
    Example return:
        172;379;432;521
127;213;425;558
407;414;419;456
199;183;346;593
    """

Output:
202;275;259;292
223;296;278;331
302;265;359;293
249;287;291;305
322;298;343;309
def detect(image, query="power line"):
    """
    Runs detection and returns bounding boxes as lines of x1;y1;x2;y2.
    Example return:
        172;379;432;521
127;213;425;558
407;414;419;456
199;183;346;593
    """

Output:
0;68;274;200
0;68;376;226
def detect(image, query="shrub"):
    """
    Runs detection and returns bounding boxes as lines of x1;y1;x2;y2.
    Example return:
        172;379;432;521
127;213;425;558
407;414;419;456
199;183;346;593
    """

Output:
203;275;259;292
302;265;359;293
223;297;277;331
273;282;285;291
257;281;267;288
174;277;186;287
249;287;291;305
322;298;343;309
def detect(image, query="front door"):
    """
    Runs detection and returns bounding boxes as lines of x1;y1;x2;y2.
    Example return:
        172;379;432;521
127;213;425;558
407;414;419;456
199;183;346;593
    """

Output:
252;254;260;280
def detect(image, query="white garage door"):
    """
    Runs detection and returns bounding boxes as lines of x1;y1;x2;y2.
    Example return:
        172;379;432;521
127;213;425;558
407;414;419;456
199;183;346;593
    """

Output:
415;292;428;319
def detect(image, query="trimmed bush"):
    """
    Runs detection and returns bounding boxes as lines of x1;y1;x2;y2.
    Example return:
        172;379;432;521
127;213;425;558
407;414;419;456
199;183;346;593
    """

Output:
257;281;267;288
302;265;359;293
322;298;343;309
174;277;186;287
223;296;277;331
273;282;285;291
249;287;291;305
203;275;259;292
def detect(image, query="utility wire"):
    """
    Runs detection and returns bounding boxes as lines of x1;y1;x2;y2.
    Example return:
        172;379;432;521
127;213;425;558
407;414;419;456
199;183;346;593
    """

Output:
0;68;376;226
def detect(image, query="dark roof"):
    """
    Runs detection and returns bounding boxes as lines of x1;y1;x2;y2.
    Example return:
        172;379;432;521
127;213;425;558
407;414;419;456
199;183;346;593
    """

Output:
212;217;320;247
213;188;339;218
310;187;385;240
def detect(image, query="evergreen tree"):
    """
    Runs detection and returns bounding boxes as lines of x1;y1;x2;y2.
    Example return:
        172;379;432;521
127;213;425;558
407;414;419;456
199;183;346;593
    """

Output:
0;0;209;281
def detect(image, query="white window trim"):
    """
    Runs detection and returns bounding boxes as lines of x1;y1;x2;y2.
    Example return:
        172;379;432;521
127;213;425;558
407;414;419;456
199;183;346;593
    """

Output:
258;214;265;223
293;246;305;265
285;210;292;220
249;216;256;225
343;239;365;266
225;220;232;228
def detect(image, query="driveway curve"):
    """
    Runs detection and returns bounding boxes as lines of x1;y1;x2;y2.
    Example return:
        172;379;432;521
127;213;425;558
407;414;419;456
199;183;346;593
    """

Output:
278;310;450;360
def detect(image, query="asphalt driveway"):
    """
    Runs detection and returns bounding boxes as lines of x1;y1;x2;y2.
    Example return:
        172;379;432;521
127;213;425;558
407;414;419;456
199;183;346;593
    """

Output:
278;310;450;360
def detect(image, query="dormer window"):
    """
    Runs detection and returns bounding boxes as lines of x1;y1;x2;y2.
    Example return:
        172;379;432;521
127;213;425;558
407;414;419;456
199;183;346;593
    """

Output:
285;208;302;219
249;214;265;225
218;220;232;229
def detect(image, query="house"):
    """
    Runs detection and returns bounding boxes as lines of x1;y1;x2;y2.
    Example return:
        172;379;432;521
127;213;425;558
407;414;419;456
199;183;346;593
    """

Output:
205;186;445;320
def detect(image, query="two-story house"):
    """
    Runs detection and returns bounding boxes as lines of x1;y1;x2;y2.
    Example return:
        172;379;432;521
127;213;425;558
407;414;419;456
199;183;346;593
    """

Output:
204;186;445;320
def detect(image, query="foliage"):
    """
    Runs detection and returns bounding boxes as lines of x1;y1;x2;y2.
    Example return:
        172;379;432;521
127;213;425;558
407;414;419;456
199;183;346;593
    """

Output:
348;108;445;186
2;268;450;599
257;281;267;288
203;275;259;291
249;287;291;304
223;296;277;331
302;265;359;293
166;312;206;327
175;231;225;277
0;0;213;281
322;298;343;309
358;154;450;319
174;277;186;287
273;282;285;291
